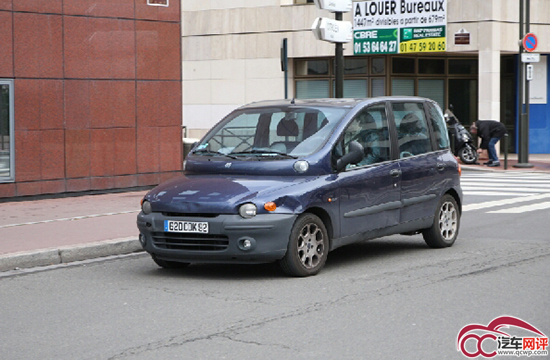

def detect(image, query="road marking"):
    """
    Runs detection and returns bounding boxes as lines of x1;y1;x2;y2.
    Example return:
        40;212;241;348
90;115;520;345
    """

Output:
462;193;550;212
462;186;549;192
463;191;537;197
461;172;550;199
487;201;550;214
0;210;140;229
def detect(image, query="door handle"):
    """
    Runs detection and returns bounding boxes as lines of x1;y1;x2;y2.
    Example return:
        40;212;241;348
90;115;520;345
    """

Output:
390;169;402;178
436;163;446;171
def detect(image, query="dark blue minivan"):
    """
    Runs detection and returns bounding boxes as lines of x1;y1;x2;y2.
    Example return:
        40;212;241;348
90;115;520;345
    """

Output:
137;97;462;276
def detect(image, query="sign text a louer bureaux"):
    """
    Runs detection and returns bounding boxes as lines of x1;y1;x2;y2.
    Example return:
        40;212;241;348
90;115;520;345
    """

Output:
353;0;447;55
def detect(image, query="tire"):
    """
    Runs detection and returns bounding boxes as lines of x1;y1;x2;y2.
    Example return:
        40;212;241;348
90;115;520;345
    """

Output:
422;194;460;248
458;145;478;164
151;255;190;269
279;214;329;277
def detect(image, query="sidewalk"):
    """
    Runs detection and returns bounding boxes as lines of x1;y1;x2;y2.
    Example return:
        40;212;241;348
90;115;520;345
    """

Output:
460;154;550;172
0;190;148;272
1;154;549;273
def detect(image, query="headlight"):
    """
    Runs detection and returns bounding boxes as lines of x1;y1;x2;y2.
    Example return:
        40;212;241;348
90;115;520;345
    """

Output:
239;203;257;219
142;200;152;215
462;134;469;142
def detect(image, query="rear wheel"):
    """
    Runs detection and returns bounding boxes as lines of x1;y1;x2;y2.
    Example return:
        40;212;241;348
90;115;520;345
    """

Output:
151;255;190;269
422;194;460;248
279;214;329;277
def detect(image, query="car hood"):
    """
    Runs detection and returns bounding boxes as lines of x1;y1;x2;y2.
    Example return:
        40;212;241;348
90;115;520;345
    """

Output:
145;174;315;214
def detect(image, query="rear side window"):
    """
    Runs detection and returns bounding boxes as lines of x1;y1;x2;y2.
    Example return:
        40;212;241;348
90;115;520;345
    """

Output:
392;102;432;158
427;103;450;150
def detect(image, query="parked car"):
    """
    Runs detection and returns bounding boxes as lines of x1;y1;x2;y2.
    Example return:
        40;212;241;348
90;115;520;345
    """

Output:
137;97;462;277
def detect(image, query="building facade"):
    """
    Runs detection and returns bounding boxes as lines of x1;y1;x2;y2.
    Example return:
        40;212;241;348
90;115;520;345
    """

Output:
182;0;550;154
0;0;182;198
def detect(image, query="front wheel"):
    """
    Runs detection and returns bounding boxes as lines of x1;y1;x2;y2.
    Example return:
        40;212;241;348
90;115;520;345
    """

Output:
279;214;329;277
422;194;460;248
458;145;478;164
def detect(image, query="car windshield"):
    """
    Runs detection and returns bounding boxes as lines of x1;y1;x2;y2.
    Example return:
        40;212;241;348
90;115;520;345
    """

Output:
193;106;347;158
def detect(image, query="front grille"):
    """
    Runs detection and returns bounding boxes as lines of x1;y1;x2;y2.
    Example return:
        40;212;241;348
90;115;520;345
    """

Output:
161;212;219;218
152;232;229;251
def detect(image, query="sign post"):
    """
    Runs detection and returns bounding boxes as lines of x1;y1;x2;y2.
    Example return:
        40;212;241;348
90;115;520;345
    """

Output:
312;0;353;98
515;0;534;168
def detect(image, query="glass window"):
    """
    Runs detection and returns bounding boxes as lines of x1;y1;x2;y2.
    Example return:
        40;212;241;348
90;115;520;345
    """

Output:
295;59;329;76
296;80;329;99
449;59;478;75
0;80;14;182
427;103;450;150
333;80;367;98
418;79;444;108
371;58;385;75
392;102;432;157
419;59;445;74
344;58;368;75
391;78;414;96
196;106;346;158
371;78;385;97
342;104;391;168
392;58;415;74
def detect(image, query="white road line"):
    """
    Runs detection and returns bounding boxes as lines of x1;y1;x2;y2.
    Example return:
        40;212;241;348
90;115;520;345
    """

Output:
462;193;550;212
461;180;550;186
487;201;550;214
0;210;140;229
462;187;549;193
463;192;537;196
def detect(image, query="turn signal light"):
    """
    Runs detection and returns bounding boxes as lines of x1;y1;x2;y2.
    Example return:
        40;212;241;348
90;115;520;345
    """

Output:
264;202;277;211
458;164;462;177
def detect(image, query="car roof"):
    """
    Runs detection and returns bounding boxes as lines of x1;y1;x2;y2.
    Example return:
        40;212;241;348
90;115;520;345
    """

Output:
238;97;433;110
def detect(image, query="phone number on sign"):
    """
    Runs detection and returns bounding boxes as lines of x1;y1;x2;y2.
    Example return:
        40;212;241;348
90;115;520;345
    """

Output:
354;40;398;55
400;38;446;53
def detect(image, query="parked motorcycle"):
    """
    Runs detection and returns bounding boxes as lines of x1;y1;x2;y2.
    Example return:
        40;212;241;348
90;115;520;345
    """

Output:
444;106;479;164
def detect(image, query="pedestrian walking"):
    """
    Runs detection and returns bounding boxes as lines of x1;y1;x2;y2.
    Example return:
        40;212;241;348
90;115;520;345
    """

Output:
469;120;508;167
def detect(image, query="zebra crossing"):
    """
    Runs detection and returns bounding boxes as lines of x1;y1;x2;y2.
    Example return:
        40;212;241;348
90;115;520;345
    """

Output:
461;171;550;213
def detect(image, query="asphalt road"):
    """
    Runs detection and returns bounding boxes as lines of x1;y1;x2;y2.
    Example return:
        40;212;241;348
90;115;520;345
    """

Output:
1;172;549;360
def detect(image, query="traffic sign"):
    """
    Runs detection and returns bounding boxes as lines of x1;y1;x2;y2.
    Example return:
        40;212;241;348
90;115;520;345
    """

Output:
522;33;538;52
526;64;534;81
311;17;352;43
313;0;352;13
521;53;540;63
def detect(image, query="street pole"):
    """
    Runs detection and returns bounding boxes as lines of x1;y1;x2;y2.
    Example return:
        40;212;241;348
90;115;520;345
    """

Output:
515;0;533;168
335;12;344;98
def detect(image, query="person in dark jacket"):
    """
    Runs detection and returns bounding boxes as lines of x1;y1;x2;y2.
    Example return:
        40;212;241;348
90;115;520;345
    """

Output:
470;120;508;167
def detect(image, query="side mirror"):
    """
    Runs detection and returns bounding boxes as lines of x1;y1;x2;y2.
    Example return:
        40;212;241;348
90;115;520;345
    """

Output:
336;141;364;172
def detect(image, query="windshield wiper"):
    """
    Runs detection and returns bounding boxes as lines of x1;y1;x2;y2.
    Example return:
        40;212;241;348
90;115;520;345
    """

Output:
229;149;297;159
192;149;238;159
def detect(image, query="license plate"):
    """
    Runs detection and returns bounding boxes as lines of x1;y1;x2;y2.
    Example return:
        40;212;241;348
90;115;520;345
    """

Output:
164;220;209;233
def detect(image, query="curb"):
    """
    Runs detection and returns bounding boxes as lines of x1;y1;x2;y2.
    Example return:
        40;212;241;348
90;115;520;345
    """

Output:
0;237;143;272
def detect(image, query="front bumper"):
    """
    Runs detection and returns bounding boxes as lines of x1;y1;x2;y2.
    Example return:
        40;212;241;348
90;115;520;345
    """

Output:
137;212;297;264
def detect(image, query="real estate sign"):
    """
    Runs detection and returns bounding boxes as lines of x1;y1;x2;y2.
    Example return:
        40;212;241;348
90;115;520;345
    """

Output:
353;0;447;55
